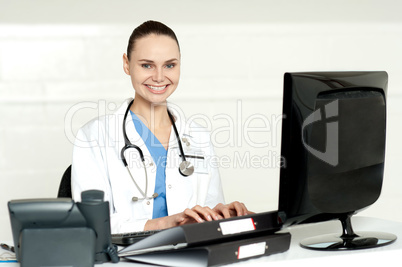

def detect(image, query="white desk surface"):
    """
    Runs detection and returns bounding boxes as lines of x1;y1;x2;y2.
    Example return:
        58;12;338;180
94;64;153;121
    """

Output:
1;216;401;267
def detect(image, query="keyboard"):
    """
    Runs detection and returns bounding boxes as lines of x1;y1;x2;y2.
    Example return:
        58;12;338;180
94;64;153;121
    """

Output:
111;230;162;246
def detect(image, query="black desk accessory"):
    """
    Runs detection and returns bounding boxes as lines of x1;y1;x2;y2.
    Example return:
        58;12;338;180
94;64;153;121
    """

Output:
8;190;119;267
125;233;291;267
120;211;282;252
119;211;290;266
112;229;162;246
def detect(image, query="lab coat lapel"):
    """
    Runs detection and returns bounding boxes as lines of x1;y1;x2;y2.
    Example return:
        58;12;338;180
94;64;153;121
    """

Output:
165;106;198;215
166;106;181;180
166;105;188;153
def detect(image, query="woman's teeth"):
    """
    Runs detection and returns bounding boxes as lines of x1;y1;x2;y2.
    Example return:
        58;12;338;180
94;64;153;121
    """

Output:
148;85;167;91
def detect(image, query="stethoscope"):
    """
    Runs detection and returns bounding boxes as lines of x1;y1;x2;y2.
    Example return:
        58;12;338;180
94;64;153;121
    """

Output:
120;99;194;202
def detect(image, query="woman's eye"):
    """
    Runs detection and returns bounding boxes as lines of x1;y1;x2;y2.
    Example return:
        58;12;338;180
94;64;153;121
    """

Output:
165;64;175;69
142;64;152;69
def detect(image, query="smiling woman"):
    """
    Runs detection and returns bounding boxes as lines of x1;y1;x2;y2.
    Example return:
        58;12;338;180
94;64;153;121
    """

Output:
71;20;251;234
123;33;181;107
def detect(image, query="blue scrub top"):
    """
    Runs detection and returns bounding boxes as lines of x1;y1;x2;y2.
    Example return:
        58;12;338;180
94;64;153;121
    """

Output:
130;111;168;219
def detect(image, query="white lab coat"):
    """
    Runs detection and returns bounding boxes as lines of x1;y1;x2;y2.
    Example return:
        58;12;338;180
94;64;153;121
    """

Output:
71;98;225;233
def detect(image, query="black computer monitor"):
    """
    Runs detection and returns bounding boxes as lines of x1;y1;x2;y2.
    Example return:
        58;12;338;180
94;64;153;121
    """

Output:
278;71;397;250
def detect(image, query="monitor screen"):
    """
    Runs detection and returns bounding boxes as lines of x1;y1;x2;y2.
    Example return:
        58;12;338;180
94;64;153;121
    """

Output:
278;71;388;227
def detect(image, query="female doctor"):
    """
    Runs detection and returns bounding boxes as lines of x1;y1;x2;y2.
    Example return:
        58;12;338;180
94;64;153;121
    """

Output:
71;20;250;234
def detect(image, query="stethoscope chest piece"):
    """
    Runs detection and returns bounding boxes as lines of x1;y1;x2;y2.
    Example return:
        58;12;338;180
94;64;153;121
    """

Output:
179;160;194;176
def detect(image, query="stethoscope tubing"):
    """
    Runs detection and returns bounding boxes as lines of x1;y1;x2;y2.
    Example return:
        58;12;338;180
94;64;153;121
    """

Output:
121;99;145;165
167;110;187;164
120;99;193;201
121;99;188;165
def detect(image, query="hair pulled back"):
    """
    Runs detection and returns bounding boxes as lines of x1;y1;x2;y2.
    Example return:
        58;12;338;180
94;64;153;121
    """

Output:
126;20;180;60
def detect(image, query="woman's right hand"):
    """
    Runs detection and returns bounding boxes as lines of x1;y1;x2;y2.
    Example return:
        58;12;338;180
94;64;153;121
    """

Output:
144;205;223;231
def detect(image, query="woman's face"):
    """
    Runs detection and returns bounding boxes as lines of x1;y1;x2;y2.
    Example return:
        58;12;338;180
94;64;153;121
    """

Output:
123;34;181;105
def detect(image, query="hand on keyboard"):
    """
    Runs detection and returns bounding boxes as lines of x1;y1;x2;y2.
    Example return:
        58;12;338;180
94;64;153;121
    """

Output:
142;203;252;232
144;205;223;231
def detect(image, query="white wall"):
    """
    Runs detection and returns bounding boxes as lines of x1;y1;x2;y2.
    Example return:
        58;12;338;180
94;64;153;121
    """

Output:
1;0;402;241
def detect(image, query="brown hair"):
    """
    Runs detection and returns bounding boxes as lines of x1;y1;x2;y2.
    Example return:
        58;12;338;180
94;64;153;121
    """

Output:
126;20;180;60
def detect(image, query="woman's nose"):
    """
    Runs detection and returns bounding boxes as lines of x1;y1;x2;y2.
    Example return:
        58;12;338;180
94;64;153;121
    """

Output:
152;68;165;83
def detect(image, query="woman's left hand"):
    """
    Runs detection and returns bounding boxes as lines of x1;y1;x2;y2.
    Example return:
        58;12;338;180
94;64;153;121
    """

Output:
212;201;252;219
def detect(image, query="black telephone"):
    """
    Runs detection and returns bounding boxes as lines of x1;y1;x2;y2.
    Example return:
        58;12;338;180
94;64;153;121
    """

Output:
8;190;119;267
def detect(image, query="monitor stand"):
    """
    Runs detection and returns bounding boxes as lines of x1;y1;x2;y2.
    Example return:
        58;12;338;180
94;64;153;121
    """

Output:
300;213;397;251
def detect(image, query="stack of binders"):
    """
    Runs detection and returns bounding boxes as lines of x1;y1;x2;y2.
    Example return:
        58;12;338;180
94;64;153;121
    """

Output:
118;211;291;266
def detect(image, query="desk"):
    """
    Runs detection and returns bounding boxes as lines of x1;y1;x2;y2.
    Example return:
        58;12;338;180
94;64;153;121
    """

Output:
231;216;402;266
2;216;401;266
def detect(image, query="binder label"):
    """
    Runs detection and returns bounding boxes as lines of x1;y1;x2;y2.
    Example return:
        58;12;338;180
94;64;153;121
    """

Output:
237;241;266;259
219;218;255;235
